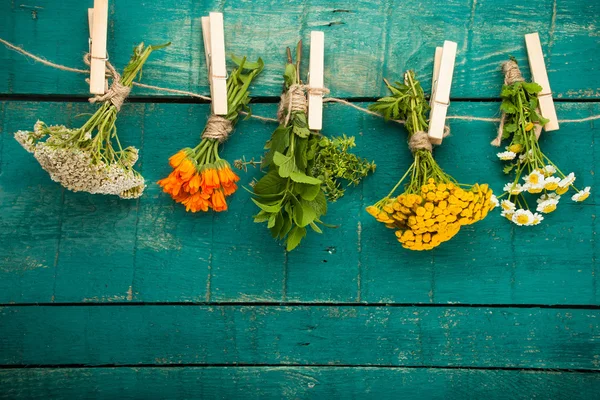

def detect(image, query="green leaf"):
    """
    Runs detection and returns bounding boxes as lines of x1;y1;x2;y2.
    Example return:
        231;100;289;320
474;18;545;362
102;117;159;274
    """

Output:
231;54;264;72
279;213;293;239
295;137;309;169
500;100;517;114
253;210;271;223
269;212;284;238
273;152;297;178
291;196;317;227
254;170;286;195
289;171;321;185
283;64;296;87
503;164;515;174
297;182;321;201
503;123;518;133
251;198;281;213
309;222;322;233
286;226;307;251
308;190;328;216
267;213;277;229
523;82;543;94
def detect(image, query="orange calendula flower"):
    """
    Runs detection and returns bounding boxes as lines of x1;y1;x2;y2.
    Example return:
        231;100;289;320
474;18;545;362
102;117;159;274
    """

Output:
157;55;264;213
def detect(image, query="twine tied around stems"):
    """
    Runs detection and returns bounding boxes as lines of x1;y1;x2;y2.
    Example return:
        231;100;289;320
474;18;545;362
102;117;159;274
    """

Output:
201;115;234;143
277;84;330;126
409;130;433;152
83;53;131;111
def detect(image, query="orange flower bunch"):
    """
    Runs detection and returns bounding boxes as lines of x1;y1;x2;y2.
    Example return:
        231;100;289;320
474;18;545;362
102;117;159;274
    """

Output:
158;148;240;212
158;56;263;212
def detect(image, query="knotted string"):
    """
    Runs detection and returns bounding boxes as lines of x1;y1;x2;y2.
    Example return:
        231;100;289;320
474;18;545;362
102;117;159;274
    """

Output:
409;131;433;152
201;115;233;143
83;53;131;111
277;84;330;126
2;38;599;131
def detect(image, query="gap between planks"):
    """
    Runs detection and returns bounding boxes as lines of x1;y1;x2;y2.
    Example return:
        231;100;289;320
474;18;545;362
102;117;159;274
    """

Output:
0;363;599;374
1;301;599;309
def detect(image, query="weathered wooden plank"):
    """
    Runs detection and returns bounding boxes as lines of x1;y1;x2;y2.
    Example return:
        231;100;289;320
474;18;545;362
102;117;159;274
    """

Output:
0;101;597;305
1;0;599;98
1;367;600;400
1;305;599;368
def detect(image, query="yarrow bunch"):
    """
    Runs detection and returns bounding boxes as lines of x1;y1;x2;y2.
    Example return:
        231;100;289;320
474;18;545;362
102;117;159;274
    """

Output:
366;71;497;251
158;56;263;212
493;59;591;226
14;42;168;199
251;43;374;251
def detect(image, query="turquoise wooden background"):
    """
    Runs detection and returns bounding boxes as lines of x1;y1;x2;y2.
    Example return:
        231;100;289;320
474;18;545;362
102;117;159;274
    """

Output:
1;0;599;398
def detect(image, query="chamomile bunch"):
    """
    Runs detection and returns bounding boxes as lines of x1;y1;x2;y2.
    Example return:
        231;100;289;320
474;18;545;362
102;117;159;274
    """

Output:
494;59;591;226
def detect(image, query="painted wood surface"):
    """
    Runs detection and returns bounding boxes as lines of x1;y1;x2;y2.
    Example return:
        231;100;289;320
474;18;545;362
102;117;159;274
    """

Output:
1;0;599;99
1;367;600;400
1;0;599;397
1;305;599;369
1;101;597;305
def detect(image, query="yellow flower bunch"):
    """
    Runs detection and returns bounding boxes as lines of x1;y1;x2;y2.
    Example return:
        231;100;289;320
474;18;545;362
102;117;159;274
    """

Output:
368;180;494;250
367;71;496;251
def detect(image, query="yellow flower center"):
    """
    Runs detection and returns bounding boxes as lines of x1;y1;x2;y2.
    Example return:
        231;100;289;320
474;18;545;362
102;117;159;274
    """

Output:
516;214;530;224
542;204;557;213
578;192;590;202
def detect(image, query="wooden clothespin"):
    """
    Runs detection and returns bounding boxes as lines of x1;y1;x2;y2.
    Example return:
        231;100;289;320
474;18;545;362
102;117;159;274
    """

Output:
525;32;559;133
428;40;457;145
88;0;109;95
430;47;443;107
201;12;228;115
307;31;325;131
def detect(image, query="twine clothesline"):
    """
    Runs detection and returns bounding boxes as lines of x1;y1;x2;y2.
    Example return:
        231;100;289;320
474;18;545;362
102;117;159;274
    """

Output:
2;37;600;128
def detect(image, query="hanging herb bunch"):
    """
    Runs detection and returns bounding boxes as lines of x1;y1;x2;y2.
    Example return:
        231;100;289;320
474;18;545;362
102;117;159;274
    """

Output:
14;42;169;199
250;42;375;251
158;56;263;212
493;59;591;226
366;71;497;251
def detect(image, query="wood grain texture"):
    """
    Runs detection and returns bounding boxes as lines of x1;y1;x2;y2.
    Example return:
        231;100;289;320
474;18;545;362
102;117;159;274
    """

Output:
1;367;600;400
1;305;599;369
1;0;599;98
1;101;597;305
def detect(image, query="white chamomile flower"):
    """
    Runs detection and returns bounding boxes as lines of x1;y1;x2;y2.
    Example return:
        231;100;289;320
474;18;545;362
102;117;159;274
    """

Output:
501;209;515;220
523;170;545;186
523;183;544;194
537;193;560;203
543;165;557;176
532;213;544;225
559;172;576;188
536;198;559;214
497;151;517;161
490;195;499;209
501;199;516;212
503;182;523;195
511;209;535;226
543;176;560;190
572;187;591;202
